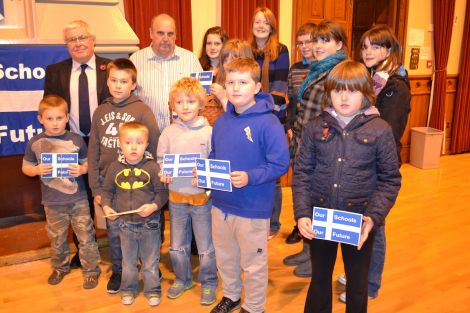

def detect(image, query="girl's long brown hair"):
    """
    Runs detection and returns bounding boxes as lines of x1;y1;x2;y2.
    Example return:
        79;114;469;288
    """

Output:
360;24;401;74
248;7;281;60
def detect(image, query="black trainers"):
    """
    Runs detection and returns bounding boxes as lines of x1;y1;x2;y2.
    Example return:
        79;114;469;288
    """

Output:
48;269;70;285
83;272;100;289
285;226;302;244
210;296;241;313
107;272;121;294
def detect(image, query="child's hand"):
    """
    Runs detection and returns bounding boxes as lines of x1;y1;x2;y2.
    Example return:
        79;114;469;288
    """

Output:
298;217;316;240
191;167;198;187
287;129;293;140
103;205;118;221
159;172;173;184
36;163;53;176
137;203;158;217
68;164;86;177
210;83;226;101
93;195;102;207
357;216;374;250
230;171;248;188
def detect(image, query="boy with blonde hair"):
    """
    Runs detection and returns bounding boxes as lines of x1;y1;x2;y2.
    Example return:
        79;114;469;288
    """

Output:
22;95;101;289
101;122;167;306
209;58;289;313
157;77;217;305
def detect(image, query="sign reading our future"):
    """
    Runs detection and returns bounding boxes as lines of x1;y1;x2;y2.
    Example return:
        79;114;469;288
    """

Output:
41;153;78;178
162;153;201;178
196;158;232;192
312;207;363;246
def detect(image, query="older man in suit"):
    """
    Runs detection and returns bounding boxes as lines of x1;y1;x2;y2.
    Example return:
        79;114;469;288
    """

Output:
43;20;110;279
44;20;110;137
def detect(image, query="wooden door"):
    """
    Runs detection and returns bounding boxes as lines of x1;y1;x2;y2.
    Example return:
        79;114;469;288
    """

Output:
291;0;353;63
351;0;408;61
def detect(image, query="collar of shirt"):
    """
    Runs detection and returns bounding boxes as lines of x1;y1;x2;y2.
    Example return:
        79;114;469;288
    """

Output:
72;54;96;71
147;45;181;62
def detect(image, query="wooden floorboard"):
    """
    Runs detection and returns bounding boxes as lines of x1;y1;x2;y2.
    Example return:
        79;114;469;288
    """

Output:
1;154;470;312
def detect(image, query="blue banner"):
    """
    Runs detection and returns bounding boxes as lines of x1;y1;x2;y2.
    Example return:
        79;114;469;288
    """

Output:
0;45;69;156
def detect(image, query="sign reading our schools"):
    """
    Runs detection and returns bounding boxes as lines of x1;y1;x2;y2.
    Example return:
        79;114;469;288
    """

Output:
190;71;214;95
312;207;363;246
162;153;201;178
41;153;78;178
196;158;232;192
0;45;70;156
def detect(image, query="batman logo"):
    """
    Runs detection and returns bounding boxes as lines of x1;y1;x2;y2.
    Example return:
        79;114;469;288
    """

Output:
115;168;151;190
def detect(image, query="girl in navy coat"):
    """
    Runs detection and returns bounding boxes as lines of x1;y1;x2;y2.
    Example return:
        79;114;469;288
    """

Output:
293;60;401;313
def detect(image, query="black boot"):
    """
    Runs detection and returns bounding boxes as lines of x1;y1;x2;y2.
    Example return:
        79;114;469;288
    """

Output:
285;225;302;244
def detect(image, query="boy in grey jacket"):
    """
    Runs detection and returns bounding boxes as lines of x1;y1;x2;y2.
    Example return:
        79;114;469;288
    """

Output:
87;58;159;293
157;77;217;305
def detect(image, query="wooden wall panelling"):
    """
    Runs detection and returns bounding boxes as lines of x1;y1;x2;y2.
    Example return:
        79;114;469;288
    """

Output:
291;0;353;63
400;75;458;163
444;75;458;154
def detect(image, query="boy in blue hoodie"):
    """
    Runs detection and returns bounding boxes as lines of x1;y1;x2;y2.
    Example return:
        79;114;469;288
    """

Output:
209;58;290;313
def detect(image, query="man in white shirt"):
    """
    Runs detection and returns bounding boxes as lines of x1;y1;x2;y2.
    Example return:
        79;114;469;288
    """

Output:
130;13;203;132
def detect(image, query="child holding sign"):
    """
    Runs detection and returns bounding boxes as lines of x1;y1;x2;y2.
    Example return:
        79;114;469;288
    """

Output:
22;95;101;289
209;58;289;313
292;60;401;313
101;122;167;307
157;77;217;305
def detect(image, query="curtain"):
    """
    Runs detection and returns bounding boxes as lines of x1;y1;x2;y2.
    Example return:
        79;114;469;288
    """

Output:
124;0;193;51
221;0;280;40
450;2;470;153
428;0;455;130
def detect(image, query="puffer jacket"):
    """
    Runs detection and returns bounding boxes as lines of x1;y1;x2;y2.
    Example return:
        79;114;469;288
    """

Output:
292;109;402;229
375;72;411;164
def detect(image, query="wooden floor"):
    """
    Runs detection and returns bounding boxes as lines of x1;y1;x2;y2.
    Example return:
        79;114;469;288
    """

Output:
1;154;470;313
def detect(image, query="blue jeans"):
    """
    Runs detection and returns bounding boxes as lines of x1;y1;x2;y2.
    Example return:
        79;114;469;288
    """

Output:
269;182;282;233
44;200;100;275
119;214;162;296
106;217;122;274
169;200;217;288
368;225;385;298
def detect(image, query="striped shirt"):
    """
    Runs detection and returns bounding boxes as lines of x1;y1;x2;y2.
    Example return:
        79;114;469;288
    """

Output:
285;60;310;131
130;45;203;131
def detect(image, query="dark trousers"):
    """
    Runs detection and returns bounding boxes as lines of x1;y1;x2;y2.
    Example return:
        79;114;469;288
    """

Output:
305;232;376;313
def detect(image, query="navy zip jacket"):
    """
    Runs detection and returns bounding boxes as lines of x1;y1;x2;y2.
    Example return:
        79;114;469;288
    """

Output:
293;109;401;229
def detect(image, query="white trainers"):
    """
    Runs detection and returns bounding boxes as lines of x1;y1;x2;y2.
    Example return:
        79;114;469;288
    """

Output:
148;295;161;307
121;293;135;305
339;291;377;303
338;274;347;286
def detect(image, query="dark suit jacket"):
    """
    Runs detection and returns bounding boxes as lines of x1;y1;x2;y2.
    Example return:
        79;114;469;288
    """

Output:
44;55;111;111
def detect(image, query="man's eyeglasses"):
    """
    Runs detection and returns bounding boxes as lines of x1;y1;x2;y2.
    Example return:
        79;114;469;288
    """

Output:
296;40;313;47
65;35;91;44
